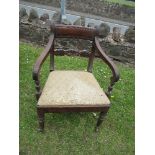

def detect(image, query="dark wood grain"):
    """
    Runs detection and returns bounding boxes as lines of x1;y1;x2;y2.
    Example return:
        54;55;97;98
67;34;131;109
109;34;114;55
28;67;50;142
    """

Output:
32;34;54;101
50;39;55;72
87;40;96;72
34;80;41;100
51;24;99;40
95;37;120;96
37;108;45;132
37;104;110;113
33;34;54;81
95;107;109;132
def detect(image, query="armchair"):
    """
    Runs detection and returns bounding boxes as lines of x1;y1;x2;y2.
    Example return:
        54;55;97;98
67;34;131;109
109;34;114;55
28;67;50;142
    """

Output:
32;24;120;132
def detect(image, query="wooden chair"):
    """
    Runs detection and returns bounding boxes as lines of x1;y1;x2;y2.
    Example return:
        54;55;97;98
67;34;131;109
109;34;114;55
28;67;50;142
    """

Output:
32;24;119;132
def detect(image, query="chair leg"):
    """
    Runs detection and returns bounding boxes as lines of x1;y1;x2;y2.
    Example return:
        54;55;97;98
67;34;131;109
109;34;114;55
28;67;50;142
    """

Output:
37;108;45;132
95;107;109;132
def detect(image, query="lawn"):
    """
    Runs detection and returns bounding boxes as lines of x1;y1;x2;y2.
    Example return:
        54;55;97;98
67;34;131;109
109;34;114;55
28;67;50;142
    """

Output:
19;42;135;155
105;0;135;7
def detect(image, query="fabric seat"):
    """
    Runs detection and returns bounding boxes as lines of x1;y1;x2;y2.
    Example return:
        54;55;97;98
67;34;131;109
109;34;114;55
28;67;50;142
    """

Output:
38;71;110;107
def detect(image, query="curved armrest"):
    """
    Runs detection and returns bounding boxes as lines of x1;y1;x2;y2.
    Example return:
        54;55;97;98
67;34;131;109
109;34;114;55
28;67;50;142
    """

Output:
33;34;54;81
32;34;54;100
95;37;120;82
95;37;120;96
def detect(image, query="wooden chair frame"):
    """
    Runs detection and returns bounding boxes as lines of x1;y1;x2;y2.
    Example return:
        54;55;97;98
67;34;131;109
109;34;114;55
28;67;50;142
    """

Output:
32;24;120;132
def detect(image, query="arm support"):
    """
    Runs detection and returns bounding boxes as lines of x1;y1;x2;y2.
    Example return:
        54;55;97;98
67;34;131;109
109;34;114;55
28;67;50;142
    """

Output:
95;37;120;96
33;34;54;81
32;34;54;100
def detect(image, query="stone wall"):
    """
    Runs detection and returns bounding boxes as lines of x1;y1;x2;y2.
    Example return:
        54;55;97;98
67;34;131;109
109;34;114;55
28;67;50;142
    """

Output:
100;37;135;64
67;0;135;23
22;0;135;23
19;10;135;65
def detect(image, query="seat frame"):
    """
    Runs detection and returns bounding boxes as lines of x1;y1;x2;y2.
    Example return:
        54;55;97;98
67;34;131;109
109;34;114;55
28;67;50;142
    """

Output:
32;24;120;132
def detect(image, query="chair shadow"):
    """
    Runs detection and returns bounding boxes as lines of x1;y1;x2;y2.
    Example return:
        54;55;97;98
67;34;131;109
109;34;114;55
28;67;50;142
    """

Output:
44;112;99;132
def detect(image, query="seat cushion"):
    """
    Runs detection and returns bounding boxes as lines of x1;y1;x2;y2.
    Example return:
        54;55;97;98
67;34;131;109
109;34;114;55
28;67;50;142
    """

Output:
37;71;110;107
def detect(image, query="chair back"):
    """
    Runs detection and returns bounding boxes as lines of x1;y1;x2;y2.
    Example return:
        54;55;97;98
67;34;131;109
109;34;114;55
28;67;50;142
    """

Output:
51;24;99;41
50;24;99;72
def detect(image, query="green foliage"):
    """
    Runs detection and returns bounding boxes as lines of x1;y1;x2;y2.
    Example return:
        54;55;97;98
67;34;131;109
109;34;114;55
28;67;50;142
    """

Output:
20;43;135;155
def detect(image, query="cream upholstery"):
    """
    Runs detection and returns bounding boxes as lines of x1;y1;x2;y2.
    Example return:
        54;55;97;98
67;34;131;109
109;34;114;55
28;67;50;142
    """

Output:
37;71;110;107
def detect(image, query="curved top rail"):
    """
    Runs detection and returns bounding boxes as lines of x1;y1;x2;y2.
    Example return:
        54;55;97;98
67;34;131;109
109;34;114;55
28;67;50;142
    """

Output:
51;24;100;40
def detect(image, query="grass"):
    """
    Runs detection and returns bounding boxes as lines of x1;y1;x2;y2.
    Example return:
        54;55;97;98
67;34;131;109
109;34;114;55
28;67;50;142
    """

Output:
19;42;135;155
105;0;135;7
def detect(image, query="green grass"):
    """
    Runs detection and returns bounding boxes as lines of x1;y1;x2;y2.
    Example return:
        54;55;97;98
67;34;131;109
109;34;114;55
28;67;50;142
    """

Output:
105;0;135;7
20;42;135;155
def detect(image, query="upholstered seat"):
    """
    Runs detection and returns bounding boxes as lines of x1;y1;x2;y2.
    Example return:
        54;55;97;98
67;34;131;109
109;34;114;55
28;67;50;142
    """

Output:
38;71;110;107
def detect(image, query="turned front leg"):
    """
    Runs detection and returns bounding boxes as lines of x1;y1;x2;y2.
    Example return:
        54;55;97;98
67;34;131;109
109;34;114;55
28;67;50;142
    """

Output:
34;80;42;101
95;107;109;132
37;108;45;132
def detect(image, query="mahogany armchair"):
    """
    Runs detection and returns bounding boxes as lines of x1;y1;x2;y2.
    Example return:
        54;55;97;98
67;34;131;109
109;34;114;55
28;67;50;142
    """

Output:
32;24;119;132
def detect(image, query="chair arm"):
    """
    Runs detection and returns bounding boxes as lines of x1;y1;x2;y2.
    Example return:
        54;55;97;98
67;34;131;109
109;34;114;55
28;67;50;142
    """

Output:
95;37;120;96
32;34;54;100
33;34;54;81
